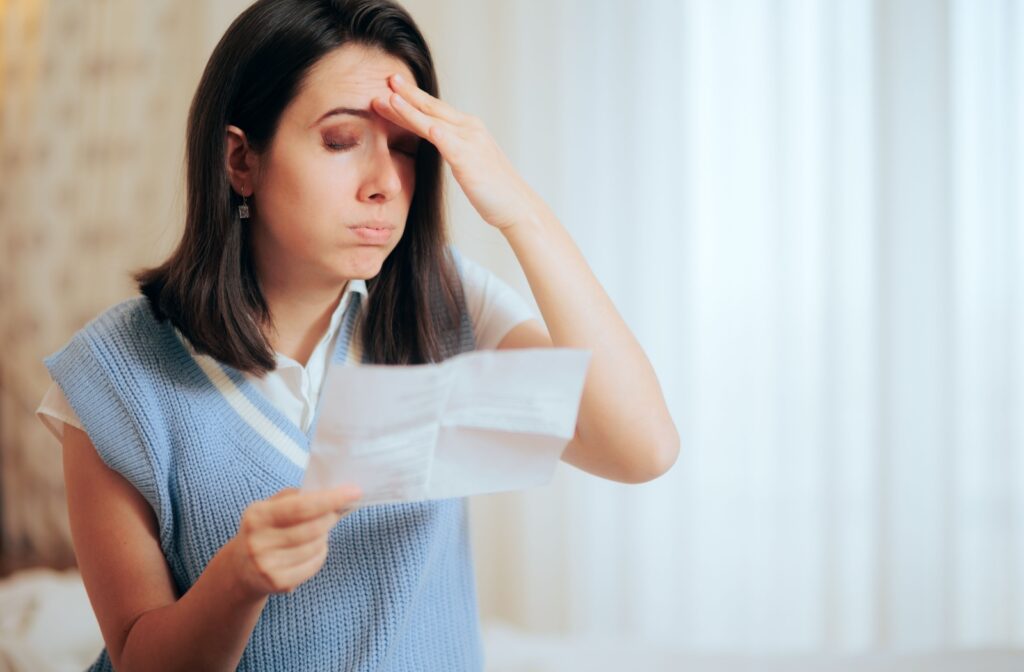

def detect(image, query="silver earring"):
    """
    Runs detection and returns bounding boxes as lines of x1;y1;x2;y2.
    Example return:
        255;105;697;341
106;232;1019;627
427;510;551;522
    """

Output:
238;194;250;220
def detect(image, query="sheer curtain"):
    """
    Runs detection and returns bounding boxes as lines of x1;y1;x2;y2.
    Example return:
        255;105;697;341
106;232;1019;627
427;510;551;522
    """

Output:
404;0;1024;652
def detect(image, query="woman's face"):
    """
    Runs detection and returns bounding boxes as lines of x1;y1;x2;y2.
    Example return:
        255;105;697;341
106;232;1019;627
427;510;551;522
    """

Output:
245;44;421;288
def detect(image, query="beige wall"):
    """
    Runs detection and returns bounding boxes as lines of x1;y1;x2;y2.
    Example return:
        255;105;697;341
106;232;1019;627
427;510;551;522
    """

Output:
0;0;248;573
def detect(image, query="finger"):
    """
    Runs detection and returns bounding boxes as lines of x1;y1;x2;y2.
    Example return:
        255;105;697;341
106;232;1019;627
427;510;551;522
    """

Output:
255;510;342;550
265;486;361;527
385;92;454;146
261;534;329;572
371;95;444;149
370;96;416;135
388;73;466;125
279;545;332;594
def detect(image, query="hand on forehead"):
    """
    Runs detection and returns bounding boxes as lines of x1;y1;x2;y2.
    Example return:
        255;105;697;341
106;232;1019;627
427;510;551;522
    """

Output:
302;44;416;126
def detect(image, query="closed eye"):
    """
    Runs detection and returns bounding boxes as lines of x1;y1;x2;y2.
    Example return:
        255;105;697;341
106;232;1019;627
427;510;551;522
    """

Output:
326;141;357;151
324;140;416;158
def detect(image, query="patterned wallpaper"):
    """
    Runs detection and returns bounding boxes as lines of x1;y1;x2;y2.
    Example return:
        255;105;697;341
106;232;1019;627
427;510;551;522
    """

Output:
0;0;214;573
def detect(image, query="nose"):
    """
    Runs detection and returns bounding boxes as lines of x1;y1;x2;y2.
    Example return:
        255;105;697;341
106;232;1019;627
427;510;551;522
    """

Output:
357;137;404;203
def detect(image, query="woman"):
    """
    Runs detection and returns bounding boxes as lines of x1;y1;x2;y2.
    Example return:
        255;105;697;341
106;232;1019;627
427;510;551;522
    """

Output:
36;0;679;669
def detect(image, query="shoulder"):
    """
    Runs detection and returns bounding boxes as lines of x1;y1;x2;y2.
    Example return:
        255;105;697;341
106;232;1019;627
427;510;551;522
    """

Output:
66;296;166;359
76;295;159;343
447;244;520;300
46;295;169;379
445;245;539;350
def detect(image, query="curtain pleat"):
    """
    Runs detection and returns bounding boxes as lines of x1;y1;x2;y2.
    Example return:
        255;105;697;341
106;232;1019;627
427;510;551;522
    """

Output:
403;0;1024;651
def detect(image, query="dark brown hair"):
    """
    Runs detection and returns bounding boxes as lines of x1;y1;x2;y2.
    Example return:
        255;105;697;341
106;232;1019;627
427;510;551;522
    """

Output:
133;0;463;374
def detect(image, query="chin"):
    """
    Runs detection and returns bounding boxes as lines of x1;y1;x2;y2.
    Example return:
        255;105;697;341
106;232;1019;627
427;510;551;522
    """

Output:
338;246;391;280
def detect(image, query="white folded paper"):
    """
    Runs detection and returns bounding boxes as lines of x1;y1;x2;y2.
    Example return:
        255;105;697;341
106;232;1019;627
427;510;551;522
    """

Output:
300;347;591;506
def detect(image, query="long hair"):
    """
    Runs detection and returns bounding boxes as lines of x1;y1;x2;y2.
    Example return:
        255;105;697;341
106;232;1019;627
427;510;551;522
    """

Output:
133;0;462;374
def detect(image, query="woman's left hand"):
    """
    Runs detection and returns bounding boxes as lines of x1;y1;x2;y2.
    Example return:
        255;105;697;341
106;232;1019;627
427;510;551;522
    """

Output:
372;73;541;232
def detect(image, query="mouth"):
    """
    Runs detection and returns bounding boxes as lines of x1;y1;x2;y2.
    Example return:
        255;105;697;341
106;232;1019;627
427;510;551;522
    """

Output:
348;221;395;245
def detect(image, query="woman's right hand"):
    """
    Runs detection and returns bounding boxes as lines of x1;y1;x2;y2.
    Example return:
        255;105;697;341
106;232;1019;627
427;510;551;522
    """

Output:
228;485;363;597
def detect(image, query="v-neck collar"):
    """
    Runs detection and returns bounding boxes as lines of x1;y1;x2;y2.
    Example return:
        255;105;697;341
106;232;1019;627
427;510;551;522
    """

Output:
272;278;367;372
166;291;365;475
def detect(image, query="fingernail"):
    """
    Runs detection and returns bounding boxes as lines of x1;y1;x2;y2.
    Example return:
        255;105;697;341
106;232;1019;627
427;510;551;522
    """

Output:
392;73;404;84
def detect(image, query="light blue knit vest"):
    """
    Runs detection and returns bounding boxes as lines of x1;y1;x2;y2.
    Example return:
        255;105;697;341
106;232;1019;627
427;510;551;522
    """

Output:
44;252;482;671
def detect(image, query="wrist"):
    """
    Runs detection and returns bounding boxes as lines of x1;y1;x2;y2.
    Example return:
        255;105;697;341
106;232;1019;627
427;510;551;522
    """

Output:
498;200;554;243
220;536;271;605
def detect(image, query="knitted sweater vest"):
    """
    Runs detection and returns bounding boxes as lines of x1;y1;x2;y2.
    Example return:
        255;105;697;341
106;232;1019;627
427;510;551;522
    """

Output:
44;256;482;671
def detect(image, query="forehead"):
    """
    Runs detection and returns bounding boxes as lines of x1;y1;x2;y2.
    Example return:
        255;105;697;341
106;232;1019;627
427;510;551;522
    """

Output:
294;43;416;124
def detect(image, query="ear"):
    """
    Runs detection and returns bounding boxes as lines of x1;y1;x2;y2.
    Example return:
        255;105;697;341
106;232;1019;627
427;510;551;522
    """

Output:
225;124;258;196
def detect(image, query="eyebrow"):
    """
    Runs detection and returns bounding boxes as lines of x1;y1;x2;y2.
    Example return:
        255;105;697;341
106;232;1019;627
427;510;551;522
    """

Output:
311;106;373;127
311;105;421;145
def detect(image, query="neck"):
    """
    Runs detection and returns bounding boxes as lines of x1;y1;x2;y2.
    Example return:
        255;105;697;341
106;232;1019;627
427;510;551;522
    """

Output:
251;227;354;367
261;278;349;369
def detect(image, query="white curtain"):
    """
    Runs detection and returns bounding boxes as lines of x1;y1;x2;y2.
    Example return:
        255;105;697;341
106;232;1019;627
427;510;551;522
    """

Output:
403;0;1024;653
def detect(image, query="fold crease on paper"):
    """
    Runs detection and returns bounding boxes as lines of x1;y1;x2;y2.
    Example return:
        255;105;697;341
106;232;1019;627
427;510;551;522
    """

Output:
300;348;591;506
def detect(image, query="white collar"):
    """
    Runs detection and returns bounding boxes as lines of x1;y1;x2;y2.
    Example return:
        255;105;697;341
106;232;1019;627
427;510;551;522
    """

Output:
273;279;368;370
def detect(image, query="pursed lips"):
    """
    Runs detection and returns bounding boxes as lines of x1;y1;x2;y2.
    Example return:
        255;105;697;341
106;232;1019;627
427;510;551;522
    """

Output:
347;220;395;244
347;220;395;230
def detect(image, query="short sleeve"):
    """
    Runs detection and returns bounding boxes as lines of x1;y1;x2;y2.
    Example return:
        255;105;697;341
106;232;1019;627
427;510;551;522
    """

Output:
457;252;541;350
36;381;86;444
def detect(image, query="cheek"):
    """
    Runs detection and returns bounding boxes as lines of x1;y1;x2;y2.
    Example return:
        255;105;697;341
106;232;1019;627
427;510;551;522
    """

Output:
256;178;339;248
256;152;308;213
263;163;348;226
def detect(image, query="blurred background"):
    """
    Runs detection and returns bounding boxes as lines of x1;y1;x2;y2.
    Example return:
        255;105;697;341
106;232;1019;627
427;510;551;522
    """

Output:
1;0;1022;670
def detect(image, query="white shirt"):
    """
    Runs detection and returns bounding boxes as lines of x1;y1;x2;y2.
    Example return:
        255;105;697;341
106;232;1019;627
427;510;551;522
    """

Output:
36;254;538;443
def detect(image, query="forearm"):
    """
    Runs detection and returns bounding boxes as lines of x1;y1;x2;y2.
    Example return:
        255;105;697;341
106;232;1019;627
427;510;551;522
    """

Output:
120;538;268;672
500;200;680;482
